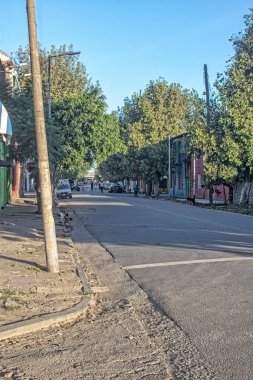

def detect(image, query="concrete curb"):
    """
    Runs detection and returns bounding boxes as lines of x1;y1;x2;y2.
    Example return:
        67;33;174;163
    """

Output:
0;212;95;342
0;294;95;342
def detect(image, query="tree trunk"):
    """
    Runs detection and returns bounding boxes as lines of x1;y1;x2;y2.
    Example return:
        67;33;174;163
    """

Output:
140;179;145;194
228;185;233;204
145;182;152;197
247;181;253;206
12;161;21;199
209;186;214;205
245;182;252;205
223;185;227;206
126;179;131;193
52;164;62;194
153;182;159;197
20;164;25;197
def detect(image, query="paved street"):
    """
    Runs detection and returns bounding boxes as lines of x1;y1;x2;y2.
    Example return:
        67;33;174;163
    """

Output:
68;191;253;380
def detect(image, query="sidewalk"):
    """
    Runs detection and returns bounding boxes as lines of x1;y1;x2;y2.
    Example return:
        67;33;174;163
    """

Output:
0;197;92;339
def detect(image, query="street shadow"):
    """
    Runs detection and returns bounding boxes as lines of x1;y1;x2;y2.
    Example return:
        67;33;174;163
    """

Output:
0;255;46;271
0;200;58;273
2;236;27;242
63;193;253;260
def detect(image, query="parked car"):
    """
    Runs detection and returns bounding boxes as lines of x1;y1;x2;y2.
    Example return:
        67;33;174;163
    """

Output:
108;183;123;193
71;184;80;191
56;182;72;198
58;179;70;186
103;181;111;190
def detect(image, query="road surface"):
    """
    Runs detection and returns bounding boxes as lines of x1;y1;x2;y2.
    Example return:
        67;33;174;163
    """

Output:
70;191;253;380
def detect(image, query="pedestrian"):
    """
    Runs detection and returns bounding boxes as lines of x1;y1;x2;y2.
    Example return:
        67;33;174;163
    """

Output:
100;182;104;193
90;180;94;192
133;184;139;197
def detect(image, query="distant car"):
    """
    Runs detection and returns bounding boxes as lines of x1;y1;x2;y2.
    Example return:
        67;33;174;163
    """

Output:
103;182;111;190
108;183;123;193
58;179;70;186
56;183;72;198
71;184;80;191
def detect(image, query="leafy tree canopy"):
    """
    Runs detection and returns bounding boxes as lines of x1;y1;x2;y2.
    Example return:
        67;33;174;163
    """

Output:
119;78;191;149
215;9;253;178
4;44;124;180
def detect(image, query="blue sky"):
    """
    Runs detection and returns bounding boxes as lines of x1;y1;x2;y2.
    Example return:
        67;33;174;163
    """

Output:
1;1;252;111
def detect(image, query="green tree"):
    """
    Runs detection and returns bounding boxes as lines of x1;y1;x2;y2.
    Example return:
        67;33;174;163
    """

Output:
187;95;241;203
98;152;126;183
137;142;168;196
9;44;89;177
98;142;168;196
215;9;253;184
120;79;190;149
187;10;253;203
13;44;90;100
115;79;195;194
11;44;124;178
52;84;124;177
0;80;64;211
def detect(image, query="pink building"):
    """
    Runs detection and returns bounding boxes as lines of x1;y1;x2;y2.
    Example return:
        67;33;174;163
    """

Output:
169;134;228;203
190;157;229;203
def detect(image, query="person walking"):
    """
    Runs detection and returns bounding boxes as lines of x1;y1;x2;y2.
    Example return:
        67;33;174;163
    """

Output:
90;180;94;192
133;184;139;197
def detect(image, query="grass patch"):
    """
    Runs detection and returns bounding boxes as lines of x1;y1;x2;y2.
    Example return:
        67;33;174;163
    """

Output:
26;266;42;272
0;288;26;310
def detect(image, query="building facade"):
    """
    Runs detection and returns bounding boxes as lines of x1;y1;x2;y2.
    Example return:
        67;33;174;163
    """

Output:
169;134;228;203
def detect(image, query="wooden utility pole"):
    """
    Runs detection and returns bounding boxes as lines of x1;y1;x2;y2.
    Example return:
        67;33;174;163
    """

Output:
168;136;171;196
204;63;214;205
48;55;52;120
204;64;210;128
26;0;59;273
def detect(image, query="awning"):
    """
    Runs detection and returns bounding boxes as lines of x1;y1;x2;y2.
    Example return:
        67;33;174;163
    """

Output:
0;101;12;136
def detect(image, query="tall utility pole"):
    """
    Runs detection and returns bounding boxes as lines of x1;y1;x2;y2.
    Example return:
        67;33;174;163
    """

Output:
204;64;214;204
192;153;196;199
204;64;210;128
26;0;59;273
48;56;52;120
168;135;171;196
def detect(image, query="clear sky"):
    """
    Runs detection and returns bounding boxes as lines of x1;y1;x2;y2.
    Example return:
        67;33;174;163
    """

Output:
0;1;252;111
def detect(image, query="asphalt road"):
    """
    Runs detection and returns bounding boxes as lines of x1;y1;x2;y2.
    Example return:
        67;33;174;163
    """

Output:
69;191;253;380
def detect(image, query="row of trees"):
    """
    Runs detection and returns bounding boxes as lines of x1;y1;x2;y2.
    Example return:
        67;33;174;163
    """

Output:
0;44;123;210
1;10;252;205
99;80;198;195
99;10;253;203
